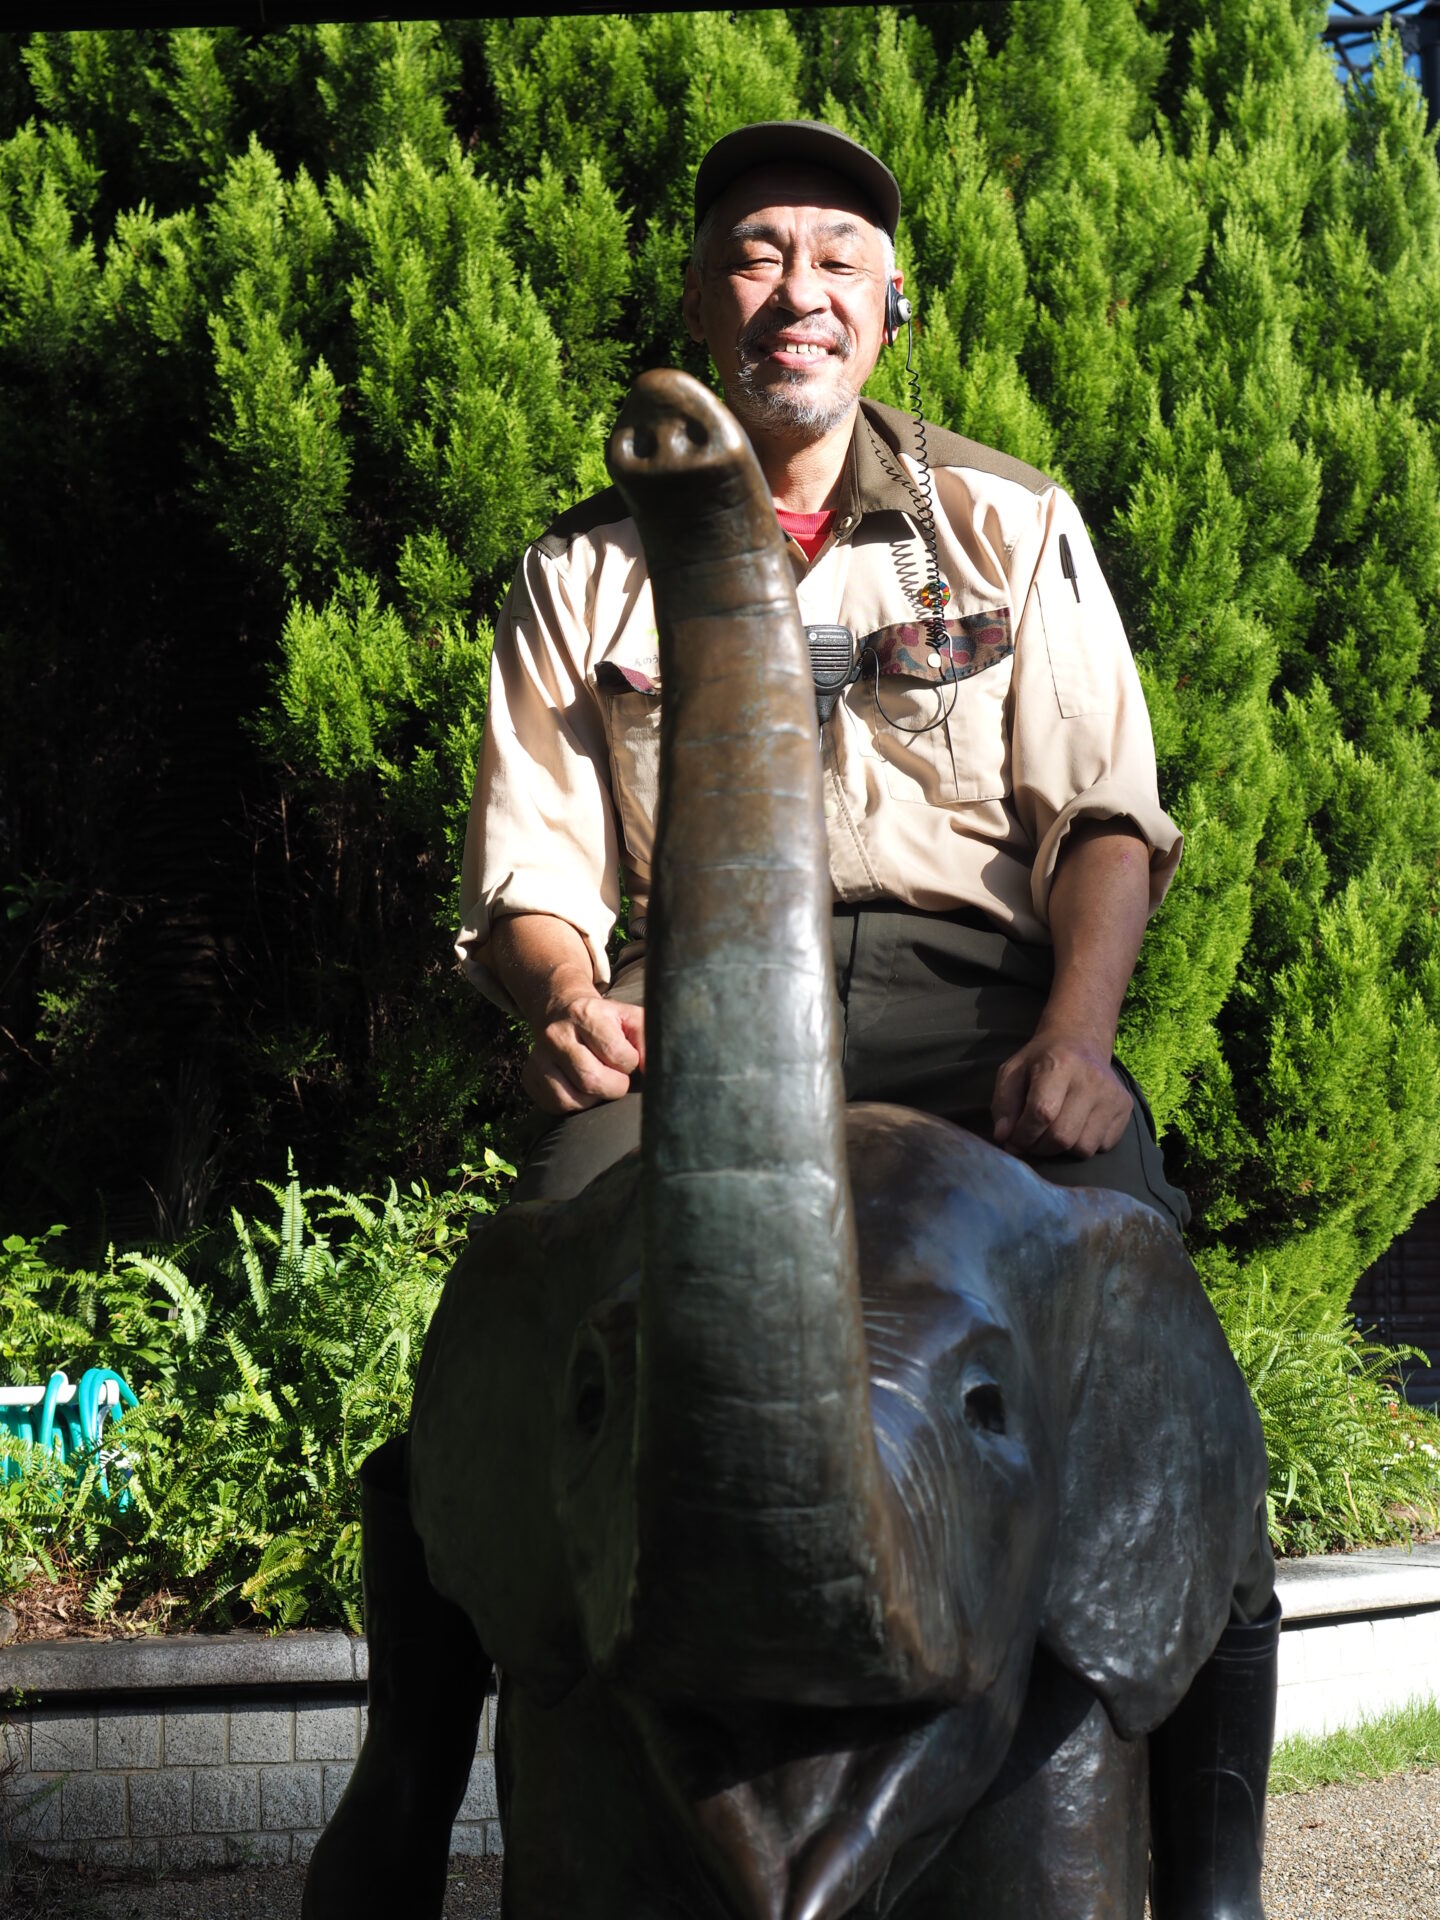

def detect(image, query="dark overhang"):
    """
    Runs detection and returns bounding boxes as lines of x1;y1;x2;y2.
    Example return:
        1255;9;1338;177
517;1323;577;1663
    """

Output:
1;3;874;23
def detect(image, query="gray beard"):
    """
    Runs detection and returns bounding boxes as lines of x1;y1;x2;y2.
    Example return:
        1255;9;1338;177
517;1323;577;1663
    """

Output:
728;367;858;439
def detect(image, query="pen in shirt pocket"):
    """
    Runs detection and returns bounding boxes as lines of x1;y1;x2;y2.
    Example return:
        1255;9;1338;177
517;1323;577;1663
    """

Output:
1059;533;1081;602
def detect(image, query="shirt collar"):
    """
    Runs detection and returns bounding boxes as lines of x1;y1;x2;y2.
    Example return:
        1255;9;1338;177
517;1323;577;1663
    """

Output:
834;399;925;536
777;401;921;567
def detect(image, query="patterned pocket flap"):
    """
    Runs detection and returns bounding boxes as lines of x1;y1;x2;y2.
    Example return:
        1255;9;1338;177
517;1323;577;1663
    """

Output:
864;607;1013;683
595;660;660;696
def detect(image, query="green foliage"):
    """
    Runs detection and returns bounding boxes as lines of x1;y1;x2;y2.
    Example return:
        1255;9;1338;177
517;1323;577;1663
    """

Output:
1209;1263;1440;1557
1270;1695;1440;1794
1;5;1439;1359
0;1156;512;1625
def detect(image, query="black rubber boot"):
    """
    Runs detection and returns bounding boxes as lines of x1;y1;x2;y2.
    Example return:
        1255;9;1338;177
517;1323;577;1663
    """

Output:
1148;1593;1282;1920
302;1435;491;1920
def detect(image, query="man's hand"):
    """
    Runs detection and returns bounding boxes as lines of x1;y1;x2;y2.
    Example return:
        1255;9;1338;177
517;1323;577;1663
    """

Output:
489;911;645;1116
990;819;1151;1161
991;1031;1130;1158
522;990;645;1114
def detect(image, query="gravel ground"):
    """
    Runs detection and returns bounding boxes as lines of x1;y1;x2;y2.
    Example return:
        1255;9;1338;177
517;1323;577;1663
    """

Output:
1259;1768;1440;1918
7;1771;1438;1918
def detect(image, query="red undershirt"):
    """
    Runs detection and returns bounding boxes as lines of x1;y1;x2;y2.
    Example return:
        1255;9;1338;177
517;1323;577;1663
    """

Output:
775;507;837;565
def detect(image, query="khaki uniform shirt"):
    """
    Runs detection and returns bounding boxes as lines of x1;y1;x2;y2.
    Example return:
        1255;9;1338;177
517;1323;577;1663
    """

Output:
458;398;1181;1008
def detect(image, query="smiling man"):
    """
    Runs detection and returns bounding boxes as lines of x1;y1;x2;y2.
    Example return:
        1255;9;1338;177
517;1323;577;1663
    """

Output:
460;121;1189;1221
454;119;1277;1919
304;122;1278;1920
692;161;891;452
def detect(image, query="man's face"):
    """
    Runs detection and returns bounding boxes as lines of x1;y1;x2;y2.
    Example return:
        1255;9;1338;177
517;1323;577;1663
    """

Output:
683;163;900;442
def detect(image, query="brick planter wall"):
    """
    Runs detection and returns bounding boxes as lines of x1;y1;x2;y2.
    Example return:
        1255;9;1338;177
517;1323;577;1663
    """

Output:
0;1633;499;1870
5;1546;1440;1872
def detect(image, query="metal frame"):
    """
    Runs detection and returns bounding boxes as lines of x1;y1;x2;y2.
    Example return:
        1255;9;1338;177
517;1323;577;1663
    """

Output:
1324;2;1440;126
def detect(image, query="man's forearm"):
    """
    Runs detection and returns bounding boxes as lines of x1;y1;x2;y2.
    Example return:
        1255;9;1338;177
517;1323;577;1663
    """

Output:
489;912;643;1114
488;912;597;1032
989;820;1152;1157
1040;820;1152;1052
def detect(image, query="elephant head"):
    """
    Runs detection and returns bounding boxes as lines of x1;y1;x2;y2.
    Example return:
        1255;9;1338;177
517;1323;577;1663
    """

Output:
408;373;1270;1920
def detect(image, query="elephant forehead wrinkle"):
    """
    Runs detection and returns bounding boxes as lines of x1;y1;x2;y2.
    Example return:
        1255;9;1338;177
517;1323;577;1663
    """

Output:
867;1373;932;1421
864;1313;1001;1378
872;1409;966;1510
867;1350;957;1412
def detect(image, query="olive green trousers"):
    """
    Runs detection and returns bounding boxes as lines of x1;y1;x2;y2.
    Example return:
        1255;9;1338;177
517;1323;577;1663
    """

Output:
512;902;1191;1236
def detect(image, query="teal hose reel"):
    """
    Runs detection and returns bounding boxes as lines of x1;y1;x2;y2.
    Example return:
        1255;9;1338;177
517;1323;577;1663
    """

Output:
0;1368;139;1507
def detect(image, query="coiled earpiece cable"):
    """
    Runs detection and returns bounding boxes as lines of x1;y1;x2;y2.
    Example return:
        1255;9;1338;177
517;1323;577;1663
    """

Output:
862;309;960;778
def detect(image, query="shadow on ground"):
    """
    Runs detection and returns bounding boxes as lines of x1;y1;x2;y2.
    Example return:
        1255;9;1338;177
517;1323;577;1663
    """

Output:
5;1771;1439;1920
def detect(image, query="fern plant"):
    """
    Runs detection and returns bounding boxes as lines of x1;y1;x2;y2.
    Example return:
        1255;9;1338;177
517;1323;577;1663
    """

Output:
0;1152;512;1628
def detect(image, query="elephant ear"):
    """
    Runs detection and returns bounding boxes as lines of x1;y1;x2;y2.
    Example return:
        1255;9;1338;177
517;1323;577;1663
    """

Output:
409;1167;645;1708
1035;1198;1272;1740
409;1207;588;1704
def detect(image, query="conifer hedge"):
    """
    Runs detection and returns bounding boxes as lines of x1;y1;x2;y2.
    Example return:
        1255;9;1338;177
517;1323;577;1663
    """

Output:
2;3;1438;1327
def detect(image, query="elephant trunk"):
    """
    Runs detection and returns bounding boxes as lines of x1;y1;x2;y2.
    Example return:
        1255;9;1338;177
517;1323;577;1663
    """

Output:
602;375;932;1704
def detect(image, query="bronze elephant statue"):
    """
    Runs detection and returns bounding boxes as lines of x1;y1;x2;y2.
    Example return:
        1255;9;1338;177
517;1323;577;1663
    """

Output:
398;373;1274;1920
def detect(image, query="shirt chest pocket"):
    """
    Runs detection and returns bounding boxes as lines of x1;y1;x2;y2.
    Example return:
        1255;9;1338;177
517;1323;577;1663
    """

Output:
595;661;662;871
855;612;1014;805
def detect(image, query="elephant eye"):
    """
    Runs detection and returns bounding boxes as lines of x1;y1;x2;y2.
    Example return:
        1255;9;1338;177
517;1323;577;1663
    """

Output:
963;1380;1006;1436
570;1349;608;1439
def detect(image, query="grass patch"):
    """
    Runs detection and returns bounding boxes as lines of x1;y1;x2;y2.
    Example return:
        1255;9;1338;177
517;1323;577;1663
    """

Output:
1270;1694;1440;1793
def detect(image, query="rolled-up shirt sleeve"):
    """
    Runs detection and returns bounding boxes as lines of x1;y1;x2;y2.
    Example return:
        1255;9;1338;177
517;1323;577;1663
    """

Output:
456;543;621;1012
1008;487;1183;927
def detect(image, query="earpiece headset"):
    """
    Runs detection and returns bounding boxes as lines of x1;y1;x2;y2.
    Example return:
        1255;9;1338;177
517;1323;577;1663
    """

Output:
884;282;912;345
